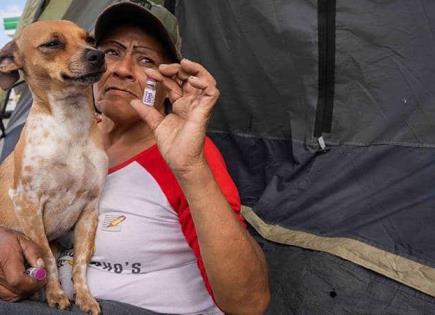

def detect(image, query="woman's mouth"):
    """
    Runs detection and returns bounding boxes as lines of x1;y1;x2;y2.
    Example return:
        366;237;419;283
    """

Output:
105;87;138;98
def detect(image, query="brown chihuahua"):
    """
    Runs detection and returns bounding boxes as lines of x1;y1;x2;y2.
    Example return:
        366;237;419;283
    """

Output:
0;20;107;315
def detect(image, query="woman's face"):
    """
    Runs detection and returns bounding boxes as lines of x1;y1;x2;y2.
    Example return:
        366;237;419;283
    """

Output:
94;25;168;124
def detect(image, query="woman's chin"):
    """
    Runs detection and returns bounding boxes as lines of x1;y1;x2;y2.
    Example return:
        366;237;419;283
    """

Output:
105;110;144;126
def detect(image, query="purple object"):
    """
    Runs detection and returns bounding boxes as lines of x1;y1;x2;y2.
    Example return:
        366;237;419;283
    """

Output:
25;267;47;281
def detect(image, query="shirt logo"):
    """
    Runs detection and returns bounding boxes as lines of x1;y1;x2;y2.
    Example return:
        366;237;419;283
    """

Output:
102;215;127;232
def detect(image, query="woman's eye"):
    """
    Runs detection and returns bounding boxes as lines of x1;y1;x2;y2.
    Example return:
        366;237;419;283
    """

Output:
139;56;154;66
104;48;119;56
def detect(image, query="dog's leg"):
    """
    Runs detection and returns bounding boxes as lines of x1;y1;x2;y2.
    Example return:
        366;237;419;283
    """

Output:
72;201;100;315
10;195;70;310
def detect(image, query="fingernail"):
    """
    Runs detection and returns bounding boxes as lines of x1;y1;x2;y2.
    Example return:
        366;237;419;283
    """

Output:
159;64;168;68
36;258;44;267
189;76;198;80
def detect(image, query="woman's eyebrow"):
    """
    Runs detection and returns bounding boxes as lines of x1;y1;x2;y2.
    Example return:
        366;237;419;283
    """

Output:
101;39;126;49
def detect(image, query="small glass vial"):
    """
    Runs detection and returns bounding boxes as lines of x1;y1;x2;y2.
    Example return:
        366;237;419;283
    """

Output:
143;79;156;106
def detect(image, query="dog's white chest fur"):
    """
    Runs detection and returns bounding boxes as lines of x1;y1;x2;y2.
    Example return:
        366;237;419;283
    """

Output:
9;93;107;240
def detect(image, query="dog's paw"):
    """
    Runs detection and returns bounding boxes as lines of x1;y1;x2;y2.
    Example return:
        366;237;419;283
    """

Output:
75;291;101;315
46;287;71;310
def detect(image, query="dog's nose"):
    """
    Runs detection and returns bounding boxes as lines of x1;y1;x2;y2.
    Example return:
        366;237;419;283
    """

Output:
85;49;105;68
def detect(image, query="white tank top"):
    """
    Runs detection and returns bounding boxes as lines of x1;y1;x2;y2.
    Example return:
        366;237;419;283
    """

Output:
59;140;242;314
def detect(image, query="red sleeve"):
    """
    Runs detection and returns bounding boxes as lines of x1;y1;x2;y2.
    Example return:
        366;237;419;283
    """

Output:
140;138;243;298
203;137;243;225
178;137;243;298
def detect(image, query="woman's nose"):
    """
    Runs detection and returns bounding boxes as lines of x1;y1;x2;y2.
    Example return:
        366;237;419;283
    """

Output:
112;55;134;80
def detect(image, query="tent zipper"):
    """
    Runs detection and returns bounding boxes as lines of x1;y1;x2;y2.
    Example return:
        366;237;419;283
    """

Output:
314;0;336;148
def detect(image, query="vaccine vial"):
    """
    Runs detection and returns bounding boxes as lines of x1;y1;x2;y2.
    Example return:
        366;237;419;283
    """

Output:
143;79;156;106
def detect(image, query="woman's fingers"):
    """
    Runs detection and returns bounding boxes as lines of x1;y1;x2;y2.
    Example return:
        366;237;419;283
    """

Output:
146;59;219;103
180;59;217;86
187;76;207;89
145;68;182;102
130;99;164;131
158;59;217;87
180;60;218;99
159;64;190;82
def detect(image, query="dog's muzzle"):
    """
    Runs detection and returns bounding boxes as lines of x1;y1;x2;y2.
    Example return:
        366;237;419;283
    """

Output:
85;49;105;69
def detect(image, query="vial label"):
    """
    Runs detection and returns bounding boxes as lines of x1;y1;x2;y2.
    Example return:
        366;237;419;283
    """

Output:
143;79;156;106
143;89;156;106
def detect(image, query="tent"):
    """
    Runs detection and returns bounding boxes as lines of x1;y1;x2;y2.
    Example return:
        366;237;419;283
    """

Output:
1;0;435;313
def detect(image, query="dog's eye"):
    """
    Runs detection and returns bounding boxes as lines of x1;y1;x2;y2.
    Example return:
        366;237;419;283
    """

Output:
86;36;95;46
40;39;63;49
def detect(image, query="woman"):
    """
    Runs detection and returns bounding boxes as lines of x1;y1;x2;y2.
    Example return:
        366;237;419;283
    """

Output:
0;1;270;314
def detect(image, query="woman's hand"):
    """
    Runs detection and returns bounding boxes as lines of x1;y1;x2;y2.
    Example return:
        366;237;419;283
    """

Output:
0;227;46;301
130;58;219;177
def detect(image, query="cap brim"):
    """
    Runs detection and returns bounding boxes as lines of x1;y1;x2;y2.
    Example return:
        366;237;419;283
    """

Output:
94;2;179;62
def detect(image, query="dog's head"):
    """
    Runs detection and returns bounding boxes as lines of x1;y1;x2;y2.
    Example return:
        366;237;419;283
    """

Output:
0;20;106;91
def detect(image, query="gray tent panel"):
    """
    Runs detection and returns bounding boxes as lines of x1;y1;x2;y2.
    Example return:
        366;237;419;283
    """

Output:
333;0;435;146
177;0;318;141
175;0;435;299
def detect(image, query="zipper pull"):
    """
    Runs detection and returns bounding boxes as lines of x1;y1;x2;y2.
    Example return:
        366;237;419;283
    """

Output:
317;136;327;151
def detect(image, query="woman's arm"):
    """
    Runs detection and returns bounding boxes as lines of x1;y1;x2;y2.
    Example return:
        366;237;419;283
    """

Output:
130;58;270;314
176;161;270;314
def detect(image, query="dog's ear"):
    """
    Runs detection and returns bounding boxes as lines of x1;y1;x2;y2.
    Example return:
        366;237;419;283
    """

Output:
0;40;21;91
